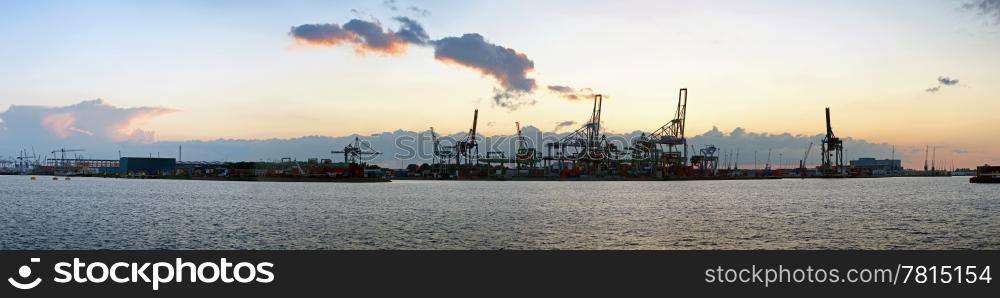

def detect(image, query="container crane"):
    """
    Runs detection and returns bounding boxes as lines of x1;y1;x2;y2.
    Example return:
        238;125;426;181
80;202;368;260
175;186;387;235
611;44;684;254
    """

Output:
453;110;479;166
51;148;84;167
551;95;610;159
924;145;929;173
430;127;456;165
631;88;688;174
16;149;40;174
820;108;844;176
546;94;619;176
931;146;937;173
765;148;772;171
690;145;719;176
331;137;381;165
514;122;539;168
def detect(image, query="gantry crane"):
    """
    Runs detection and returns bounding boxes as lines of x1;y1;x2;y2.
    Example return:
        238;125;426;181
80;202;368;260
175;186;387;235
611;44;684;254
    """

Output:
689;145;719;176
15;149;40;174
550;95;611;159
765;148;772;171
453;109;479;166
924;145;929;173
430;127;455;166
331;137;381;165
51;148;84;167
546;94;619;175
514;121;539;169
820;108;844;176
631;88;688;174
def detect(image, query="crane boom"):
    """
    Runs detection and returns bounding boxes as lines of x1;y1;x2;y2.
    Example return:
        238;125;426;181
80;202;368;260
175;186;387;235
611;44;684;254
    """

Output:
470;109;478;145
804;142;814;165
765;148;772;170
649;89;687;145
825;108;834;138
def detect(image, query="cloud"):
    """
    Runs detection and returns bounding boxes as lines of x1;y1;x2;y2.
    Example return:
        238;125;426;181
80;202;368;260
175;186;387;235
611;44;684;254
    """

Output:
491;88;537;110
938;76;960;86
433;33;537;93
290;17;547;111
288;23;355;46
409;6;432;17
41;112;93;138
924;76;960;93
383;0;430;16
0;99;174;150
553;121;577;132
964;0;1000;22
547;85;574;93
383;0;398;11
392;17;430;45
341;19;409;55
547;85;602;100
289;19;409;55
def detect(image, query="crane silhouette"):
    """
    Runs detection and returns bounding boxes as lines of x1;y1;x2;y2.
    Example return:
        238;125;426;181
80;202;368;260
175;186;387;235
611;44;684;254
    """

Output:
331;138;380;164
51;148;84;167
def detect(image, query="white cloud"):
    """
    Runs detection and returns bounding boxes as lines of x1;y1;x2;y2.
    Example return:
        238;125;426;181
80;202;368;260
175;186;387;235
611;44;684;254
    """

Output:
0;99;174;154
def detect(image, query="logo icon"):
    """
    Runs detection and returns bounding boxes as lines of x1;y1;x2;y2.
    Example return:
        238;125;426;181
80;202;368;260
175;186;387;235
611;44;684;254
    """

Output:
8;258;41;290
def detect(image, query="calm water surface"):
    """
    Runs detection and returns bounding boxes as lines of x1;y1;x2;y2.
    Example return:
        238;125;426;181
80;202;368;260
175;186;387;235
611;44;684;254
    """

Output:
0;176;996;249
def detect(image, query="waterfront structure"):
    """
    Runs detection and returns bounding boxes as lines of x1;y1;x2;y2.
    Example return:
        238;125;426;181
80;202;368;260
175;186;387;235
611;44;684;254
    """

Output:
849;158;902;176
970;165;1000;183
120;157;177;176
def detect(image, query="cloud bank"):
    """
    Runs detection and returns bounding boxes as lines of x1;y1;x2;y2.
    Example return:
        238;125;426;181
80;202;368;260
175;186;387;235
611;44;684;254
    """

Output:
686;127;900;169
0;99;173;147
87;126;903;169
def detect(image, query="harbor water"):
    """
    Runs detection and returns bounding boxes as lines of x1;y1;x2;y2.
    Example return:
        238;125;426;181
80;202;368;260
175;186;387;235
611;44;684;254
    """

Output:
1;176;997;250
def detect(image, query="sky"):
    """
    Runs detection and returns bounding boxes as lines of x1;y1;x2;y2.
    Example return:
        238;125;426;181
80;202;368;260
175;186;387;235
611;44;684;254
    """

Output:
1;0;998;168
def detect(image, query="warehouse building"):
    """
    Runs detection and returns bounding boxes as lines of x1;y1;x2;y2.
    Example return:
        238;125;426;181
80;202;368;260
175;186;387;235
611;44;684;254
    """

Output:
849;158;902;176
120;157;176;176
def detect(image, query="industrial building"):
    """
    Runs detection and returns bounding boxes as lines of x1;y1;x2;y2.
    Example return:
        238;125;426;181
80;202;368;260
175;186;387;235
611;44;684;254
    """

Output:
849;158;902;176
120;157;177;176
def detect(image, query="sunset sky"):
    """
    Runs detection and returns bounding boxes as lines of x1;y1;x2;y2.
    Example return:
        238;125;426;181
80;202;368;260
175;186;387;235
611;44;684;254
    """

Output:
1;0;998;168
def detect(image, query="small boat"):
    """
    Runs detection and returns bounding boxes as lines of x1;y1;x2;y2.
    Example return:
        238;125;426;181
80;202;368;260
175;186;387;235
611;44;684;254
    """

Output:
30;176;37;180
52;177;58;180
970;165;1000;184
65;177;71;180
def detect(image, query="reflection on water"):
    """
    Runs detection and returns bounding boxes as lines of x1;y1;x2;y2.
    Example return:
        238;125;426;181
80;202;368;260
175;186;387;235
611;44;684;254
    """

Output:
0;176;996;249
